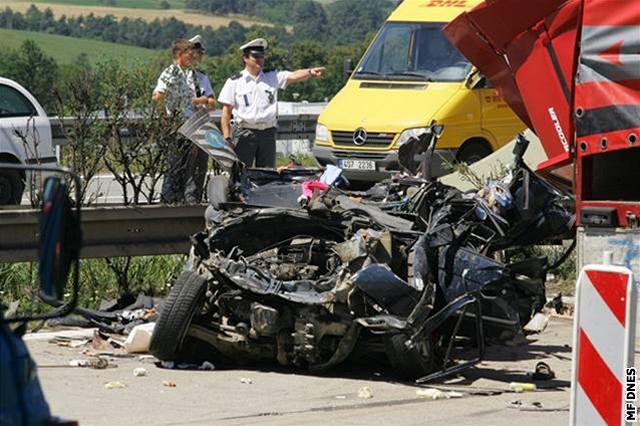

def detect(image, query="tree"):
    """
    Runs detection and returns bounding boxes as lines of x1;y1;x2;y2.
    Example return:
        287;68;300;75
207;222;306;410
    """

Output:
292;1;328;42
326;0;394;45
0;40;58;112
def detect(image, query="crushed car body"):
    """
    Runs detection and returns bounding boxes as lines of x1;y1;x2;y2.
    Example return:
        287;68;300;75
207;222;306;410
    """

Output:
149;124;575;381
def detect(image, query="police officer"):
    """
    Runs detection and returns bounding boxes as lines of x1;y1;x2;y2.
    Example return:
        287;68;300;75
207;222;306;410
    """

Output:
187;34;216;110
185;34;216;203
218;38;325;168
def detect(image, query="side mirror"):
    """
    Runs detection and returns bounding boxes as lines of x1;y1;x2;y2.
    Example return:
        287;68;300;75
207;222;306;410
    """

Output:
0;163;82;323
465;69;488;89
39;176;82;302
343;58;353;79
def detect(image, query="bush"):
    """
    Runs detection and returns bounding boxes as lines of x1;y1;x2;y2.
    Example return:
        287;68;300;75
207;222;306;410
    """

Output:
0;255;185;316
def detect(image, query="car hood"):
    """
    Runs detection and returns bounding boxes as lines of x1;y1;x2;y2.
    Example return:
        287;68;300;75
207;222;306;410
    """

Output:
318;80;462;133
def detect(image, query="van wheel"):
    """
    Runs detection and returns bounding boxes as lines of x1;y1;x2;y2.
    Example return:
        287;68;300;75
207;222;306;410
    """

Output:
456;141;492;165
149;271;208;361
0;170;24;205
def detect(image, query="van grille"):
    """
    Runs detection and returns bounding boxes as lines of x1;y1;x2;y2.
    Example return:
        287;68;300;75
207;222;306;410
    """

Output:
331;131;395;148
332;150;389;160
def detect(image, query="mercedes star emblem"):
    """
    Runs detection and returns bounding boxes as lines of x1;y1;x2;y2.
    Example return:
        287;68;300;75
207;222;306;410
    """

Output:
353;128;367;146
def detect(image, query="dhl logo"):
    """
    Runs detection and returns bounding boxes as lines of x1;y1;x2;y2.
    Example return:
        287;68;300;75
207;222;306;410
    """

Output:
425;0;468;7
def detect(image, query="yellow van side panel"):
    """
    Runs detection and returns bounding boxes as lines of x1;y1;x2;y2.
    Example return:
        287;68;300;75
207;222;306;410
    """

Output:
431;87;486;150
477;88;527;147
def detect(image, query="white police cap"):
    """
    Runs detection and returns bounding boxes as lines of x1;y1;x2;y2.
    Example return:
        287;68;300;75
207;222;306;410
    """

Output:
189;34;204;51
240;38;268;53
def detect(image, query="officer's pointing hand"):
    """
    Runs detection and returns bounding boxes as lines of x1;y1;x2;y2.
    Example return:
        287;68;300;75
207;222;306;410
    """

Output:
310;67;326;77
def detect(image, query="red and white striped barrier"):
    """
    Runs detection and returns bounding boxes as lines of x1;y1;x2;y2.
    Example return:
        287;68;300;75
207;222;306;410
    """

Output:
571;265;637;425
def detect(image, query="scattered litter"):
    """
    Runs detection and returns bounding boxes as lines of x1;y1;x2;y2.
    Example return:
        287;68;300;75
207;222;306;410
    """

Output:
124;323;156;353
240;378;253;385
335;395;347;400
357;386;373;399
510;382;537;393
105;381;126;389
531;362;556;381
133;367;148;377
68;358;109;369
416;387;465;399
319;164;343;185
69;359;88;367
91;330;113;351
508;400;544;410
138;355;155;361
523;312;550;333
49;336;90;348
416;388;449;400
508;399;569;412
162;380;177;388
199;361;215;371
27;328;96;342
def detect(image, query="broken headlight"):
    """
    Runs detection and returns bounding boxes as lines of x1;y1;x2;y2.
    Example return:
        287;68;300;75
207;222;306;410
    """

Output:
395;127;429;148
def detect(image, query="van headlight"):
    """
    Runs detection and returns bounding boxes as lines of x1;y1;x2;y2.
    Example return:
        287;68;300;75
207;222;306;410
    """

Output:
395;127;429;147
315;123;330;142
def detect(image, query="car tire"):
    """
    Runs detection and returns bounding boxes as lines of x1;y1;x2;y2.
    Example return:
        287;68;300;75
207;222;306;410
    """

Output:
0;169;24;205
385;333;440;380
456;141;492;165
149;271;208;361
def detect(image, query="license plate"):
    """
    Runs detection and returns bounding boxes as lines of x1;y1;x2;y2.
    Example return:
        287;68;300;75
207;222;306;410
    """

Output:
338;159;376;170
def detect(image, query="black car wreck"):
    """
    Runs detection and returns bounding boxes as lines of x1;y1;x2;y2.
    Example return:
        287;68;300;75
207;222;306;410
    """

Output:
149;125;575;382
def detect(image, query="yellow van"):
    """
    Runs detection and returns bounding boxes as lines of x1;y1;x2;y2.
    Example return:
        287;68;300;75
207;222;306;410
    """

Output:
312;0;525;181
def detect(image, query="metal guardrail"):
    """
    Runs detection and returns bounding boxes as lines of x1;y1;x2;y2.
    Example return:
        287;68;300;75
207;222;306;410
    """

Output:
50;106;324;144
1;105;325;263
0;204;206;263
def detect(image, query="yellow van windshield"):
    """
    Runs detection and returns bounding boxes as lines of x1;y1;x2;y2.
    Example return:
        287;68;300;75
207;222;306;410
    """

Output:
354;22;471;82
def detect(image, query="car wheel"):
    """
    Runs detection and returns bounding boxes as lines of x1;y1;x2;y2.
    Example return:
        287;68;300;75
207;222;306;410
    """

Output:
0;170;24;205
385;333;440;380
149;271;208;361
456;141;492;165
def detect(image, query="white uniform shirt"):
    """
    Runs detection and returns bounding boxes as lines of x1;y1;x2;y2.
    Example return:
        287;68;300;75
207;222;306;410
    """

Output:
217;69;291;129
187;69;215;98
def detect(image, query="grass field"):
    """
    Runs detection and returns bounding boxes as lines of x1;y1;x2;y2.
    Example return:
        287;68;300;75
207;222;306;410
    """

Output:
6;0;187;10
0;28;160;64
4;0;270;28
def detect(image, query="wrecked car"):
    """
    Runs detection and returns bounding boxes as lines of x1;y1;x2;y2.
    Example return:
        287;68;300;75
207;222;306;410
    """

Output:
149;125;574;381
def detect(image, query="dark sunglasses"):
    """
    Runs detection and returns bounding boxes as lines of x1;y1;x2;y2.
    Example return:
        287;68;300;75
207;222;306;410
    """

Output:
250;53;265;59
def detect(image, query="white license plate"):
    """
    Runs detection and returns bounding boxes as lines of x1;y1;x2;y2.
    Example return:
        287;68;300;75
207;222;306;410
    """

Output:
338;159;376;170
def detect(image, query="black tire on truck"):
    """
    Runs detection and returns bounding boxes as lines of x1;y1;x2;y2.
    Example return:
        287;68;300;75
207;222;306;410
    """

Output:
0;169;24;205
149;271;208;361
385;333;440;381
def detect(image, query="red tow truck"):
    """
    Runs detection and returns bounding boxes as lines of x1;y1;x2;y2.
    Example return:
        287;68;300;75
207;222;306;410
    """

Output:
443;0;640;278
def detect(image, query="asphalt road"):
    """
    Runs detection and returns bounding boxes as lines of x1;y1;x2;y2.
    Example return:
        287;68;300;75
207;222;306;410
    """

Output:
22;316;605;426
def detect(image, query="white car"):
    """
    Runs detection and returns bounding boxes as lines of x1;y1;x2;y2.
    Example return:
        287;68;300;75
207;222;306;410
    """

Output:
0;77;57;204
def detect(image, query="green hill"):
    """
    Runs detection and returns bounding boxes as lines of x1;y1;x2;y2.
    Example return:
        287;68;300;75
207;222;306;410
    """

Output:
0;28;161;64
7;0;186;10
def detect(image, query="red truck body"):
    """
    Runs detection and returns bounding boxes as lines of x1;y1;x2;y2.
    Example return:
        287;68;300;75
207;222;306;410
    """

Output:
444;0;640;228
